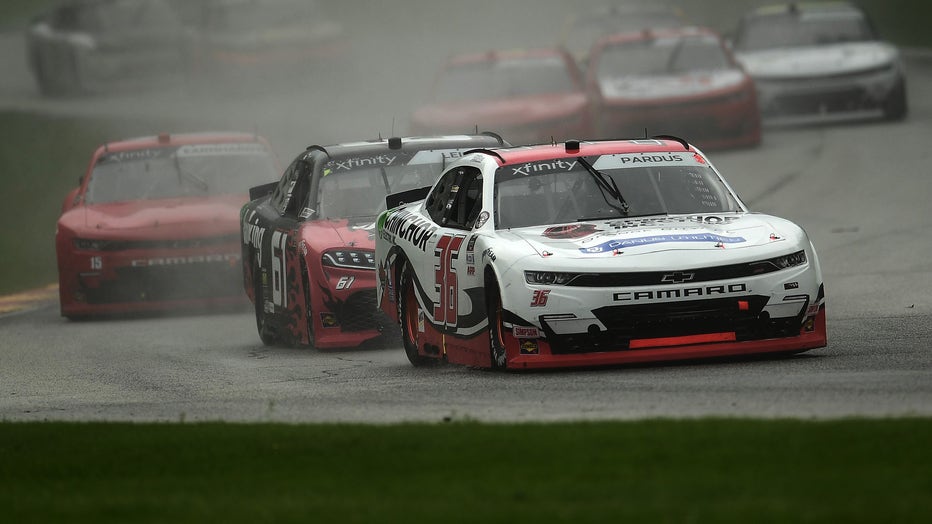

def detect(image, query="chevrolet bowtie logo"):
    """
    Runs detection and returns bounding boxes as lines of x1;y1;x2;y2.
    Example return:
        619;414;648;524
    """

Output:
661;271;696;284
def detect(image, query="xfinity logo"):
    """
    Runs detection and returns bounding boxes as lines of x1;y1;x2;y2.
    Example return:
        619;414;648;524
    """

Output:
661;271;695;284
509;160;577;176
331;155;397;171
614;283;748;302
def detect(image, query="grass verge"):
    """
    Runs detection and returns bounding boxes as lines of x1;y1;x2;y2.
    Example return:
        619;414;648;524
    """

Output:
1;419;930;523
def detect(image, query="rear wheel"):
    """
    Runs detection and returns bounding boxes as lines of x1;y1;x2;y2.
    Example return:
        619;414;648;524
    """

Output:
398;264;433;366
487;281;508;370
253;262;279;346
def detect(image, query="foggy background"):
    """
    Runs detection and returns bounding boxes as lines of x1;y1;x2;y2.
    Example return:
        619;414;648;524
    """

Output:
5;0;802;160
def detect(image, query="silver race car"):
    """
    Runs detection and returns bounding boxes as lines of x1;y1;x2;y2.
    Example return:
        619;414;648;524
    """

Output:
732;2;907;124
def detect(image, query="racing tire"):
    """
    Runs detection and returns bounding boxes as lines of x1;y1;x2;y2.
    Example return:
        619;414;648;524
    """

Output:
301;261;315;349
253;262;280;346
882;79;908;121
398;263;433;366
486;281;508;370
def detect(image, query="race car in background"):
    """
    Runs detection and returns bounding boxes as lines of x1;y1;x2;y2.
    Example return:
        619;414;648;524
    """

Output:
241;134;507;349
56;132;280;318
587;27;761;149
731;2;908;123
558;3;686;62
376;137;826;370
181;0;347;85
25;0;187;96
409;49;591;146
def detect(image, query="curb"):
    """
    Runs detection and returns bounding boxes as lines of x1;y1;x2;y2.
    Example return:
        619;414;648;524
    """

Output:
0;284;57;315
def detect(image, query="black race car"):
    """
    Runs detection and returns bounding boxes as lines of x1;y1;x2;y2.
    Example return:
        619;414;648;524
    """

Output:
240;134;508;349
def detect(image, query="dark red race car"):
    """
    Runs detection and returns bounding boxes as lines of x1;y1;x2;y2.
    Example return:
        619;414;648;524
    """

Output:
409;48;591;146
240;134;507;349
587;26;761;150
56;131;280;318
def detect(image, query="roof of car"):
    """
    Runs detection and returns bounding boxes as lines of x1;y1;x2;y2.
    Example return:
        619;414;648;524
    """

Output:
97;131;270;154
747;1;863;18
481;138;696;166
594;26;723;47
303;134;508;160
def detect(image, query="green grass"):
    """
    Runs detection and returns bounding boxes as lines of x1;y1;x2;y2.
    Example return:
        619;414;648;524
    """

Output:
0;113;127;295
1;419;930;523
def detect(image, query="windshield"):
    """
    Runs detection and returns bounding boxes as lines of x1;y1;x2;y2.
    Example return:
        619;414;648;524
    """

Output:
316;160;447;219
204;0;317;30
563;10;683;57
86;143;278;204
596;35;731;80
735;12;873;51
434;56;577;103
494;154;741;229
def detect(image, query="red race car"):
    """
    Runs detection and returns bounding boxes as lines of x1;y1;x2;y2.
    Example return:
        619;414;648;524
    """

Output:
587;27;761;150
241;134;507;349
56;132;280;318
409;48;591;146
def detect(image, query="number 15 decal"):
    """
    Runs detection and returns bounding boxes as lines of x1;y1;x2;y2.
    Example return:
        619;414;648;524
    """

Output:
433;234;465;326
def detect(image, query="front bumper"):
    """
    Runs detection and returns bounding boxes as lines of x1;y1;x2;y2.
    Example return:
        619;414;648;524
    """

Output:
754;65;904;124
506;306;826;369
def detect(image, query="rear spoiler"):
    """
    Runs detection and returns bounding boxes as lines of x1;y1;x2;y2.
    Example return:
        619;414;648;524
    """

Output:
386;186;430;210
248;181;277;201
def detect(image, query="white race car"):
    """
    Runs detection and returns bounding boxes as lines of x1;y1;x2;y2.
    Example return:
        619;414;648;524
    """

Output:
732;2;908;124
375;138;826;370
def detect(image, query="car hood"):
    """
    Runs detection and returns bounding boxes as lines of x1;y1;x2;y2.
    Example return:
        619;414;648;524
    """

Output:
65;195;245;236
598;69;747;102
498;213;804;269
299;217;378;251
411;92;587;129
735;41;898;79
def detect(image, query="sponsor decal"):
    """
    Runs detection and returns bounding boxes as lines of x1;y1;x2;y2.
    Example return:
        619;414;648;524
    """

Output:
382;209;438;252
131;253;239;267
581;233;746;253
613;283;748;302
543;223;599;239
600;215;740;231
467;266;475;276
482;248;496;262
508;160;578;177
176;143;268;157
530;289;550;307
466;235;478;253
661;272;695;284
618;154;685;165
417;310;425;333
784;282;800;290
97;148;168;164
474;211;490;229
327;155;398;172
466;253;475;265
513;325;542;339
520;340;540;355
320;312;338;327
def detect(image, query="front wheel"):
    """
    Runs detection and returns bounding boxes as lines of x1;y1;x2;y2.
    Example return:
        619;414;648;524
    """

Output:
398;264;433;366
487;282;508;370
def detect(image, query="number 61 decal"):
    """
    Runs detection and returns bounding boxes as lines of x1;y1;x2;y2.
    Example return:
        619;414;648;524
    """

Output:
271;230;288;308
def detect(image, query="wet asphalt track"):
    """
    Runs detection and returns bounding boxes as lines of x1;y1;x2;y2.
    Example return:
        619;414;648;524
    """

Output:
0;28;930;422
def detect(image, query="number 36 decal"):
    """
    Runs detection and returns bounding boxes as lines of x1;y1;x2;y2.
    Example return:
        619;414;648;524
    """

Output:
433;234;465;327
